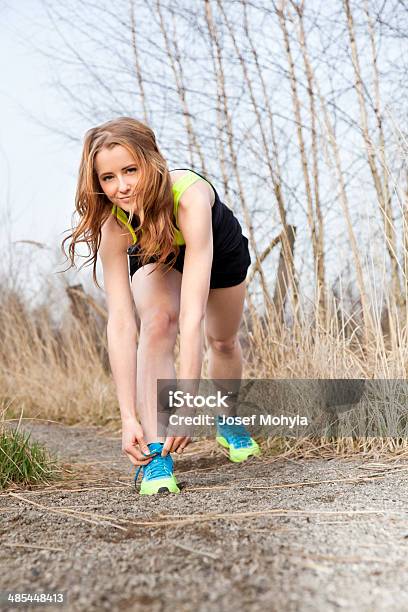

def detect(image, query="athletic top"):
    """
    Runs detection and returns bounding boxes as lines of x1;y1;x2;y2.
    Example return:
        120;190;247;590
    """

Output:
111;168;245;256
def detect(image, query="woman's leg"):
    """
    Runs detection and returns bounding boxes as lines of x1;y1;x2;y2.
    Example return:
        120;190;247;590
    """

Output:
205;280;259;461
131;264;182;444
205;279;247;408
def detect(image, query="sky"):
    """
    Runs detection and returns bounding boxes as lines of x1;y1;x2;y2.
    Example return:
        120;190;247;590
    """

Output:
1;2;85;292
0;0;402;311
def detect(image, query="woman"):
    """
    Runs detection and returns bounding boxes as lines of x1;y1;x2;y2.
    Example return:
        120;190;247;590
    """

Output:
63;116;260;495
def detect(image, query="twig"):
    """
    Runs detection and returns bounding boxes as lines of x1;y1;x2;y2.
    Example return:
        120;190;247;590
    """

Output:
183;473;386;493
286;550;393;564
1;542;65;552
118;508;400;528
173;542;218;560
7;493;127;531
19;485;127;496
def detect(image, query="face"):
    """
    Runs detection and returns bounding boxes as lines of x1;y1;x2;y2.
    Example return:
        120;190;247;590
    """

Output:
95;144;139;212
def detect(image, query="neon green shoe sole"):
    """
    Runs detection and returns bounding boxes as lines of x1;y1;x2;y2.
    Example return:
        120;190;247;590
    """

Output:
134;443;181;495
139;474;180;495
216;435;261;463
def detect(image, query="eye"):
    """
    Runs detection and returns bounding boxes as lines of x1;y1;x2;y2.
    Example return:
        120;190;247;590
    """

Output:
126;167;137;174
102;175;113;182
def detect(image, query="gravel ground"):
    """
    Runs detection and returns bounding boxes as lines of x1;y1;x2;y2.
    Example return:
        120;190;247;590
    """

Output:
1;421;408;612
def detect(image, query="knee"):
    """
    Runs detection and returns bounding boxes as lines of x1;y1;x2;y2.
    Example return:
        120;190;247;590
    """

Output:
207;334;239;355
141;310;178;344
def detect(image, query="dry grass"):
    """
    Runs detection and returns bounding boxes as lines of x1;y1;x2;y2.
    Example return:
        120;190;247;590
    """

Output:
0;246;408;459
0;283;117;427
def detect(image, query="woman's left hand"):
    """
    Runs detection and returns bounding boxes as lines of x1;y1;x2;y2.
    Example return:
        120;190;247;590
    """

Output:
162;436;191;456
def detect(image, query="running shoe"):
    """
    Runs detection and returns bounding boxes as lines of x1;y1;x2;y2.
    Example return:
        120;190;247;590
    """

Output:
134;442;180;495
216;417;260;463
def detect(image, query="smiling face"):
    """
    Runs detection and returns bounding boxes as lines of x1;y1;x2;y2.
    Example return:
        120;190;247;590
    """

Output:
95;144;139;212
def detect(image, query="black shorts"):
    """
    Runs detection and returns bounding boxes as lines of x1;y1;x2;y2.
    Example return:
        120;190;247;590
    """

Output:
128;235;251;289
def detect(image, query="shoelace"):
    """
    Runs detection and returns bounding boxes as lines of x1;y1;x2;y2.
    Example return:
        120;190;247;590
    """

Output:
134;453;172;487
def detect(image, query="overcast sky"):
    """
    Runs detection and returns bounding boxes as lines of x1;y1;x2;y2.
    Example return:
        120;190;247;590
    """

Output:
1;0;403;310
1;2;87;292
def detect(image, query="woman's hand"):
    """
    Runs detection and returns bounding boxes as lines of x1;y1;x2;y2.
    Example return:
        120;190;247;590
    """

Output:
121;416;152;466
162;436;191;456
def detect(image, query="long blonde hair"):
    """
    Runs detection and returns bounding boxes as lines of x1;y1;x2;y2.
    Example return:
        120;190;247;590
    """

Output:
61;116;179;286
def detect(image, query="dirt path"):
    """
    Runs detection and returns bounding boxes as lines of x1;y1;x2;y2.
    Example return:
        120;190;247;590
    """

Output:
1;421;408;612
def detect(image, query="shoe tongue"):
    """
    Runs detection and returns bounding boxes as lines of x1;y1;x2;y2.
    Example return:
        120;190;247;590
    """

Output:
148;442;164;454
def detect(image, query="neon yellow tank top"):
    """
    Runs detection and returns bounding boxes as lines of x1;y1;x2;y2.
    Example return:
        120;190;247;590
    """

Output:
111;169;211;247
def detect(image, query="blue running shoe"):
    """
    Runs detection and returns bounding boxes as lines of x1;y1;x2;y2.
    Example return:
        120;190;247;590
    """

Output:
134;442;180;495
216;417;260;463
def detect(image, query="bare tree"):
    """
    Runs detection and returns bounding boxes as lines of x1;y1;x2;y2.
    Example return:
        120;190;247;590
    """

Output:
21;0;408;333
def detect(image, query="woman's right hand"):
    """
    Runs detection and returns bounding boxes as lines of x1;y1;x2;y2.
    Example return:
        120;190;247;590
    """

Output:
121;416;152;466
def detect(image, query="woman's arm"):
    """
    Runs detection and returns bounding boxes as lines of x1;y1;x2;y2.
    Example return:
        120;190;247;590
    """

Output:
100;217;138;420
161;182;213;457
99;217;151;465
177;183;213;390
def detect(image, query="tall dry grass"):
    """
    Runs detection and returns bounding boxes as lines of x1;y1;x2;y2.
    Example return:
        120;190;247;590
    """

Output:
0;280;117;428
1;251;407;460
